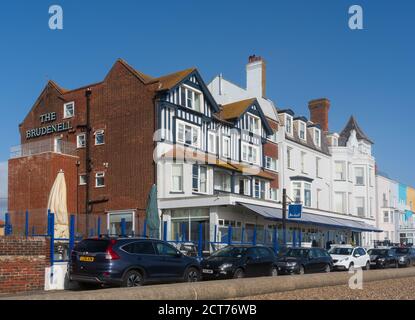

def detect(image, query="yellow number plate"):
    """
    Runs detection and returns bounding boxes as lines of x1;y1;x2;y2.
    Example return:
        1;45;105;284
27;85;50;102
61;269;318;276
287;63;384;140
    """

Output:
79;256;95;262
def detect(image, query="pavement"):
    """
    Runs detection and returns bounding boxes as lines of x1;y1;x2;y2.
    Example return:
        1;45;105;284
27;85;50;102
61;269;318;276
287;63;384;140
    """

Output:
236;277;415;300
2;267;415;300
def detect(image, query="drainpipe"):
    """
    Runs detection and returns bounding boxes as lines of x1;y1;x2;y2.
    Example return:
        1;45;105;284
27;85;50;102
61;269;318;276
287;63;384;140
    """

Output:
85;88;92;237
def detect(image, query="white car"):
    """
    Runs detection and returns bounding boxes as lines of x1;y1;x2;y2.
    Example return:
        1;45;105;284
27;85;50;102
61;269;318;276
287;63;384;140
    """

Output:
329;246;371;271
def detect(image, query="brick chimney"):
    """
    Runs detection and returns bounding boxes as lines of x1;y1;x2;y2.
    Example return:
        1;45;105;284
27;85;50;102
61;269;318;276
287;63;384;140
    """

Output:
246;55;266;98
308;98;331;132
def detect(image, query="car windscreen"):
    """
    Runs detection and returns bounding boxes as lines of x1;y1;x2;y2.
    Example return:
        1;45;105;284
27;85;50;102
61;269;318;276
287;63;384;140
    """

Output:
74;240;110;253
284;249;309;258
329;247;353;255
394;248;409;255
210;246;248;258
367;249;388;256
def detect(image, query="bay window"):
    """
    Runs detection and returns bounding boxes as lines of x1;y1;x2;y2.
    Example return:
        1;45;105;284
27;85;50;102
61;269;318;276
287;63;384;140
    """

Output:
242;143;259;165
335;192;347;214
355;167;365;186
222;137;231;158
177;121;200;148
356;197;365;217
335;161;346;180
239;178;251;196
291;181;312;207
192;165;208;194
214;171;231;192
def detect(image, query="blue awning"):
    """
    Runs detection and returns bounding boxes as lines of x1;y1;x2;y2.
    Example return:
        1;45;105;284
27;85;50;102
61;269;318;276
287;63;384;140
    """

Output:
238;202;382;233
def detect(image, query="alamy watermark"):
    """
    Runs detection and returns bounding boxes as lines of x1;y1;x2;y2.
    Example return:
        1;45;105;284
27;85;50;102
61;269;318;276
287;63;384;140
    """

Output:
349;5;364;30
49;5;63;30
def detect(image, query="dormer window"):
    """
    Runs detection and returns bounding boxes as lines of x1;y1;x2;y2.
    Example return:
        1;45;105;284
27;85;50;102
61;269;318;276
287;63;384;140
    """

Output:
180;86;202;113
299;121;306;141
285;115;293;135
314;128;321;147
247;114;260;135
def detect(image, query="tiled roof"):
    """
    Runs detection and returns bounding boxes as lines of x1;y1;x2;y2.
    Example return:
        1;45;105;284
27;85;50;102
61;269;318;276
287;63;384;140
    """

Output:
153;68;196;91
339;116;374;145
218;98;257;121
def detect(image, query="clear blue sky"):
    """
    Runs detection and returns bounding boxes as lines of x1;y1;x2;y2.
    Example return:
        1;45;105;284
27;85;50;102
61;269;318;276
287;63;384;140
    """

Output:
0;0;414;187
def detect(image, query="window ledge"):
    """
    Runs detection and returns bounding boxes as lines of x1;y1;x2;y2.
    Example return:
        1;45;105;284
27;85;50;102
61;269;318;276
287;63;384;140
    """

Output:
170;191;185;194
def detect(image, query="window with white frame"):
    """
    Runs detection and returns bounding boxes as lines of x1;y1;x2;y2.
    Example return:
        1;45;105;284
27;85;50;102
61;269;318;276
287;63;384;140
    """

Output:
222;136;231;158
239;178;251;196
316;157;321;178
192;165;208;194
64;102;75;119
301;151;307;173
241;143;259;165
292;181;312;207
214;171;231;192
269;188;278;202
180;86;202;113
265;156;277;171
253;179;266;199
335;192;347;214
356;197;365;217
95;130;105;145
355;167;365;186
177;121;200;148
208;132;216;154
77;133;86;148
314;128;321;147
248;114;260;135
171;164;184;192
383;211;389;223
335;161;346;180
95;172;105;188
298;121;306;140
287;147;293;169
79;175;87;186
285;114;293;135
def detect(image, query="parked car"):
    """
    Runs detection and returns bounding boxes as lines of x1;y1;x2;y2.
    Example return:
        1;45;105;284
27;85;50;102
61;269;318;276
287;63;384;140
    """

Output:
200;245;278;280
367;248;399;269
392;247;415;267
329;245;370;271
276;247;333;275
69;238;201;288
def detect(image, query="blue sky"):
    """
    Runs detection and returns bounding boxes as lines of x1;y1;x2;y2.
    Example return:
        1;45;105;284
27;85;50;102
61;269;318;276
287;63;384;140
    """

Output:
0;0;414;188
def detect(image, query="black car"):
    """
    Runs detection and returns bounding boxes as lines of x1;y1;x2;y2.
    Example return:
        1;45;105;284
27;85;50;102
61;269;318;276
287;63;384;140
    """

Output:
69;238;201;288
392;247;415;267
276;247;333;275
367;248;399;269
200;245;278;280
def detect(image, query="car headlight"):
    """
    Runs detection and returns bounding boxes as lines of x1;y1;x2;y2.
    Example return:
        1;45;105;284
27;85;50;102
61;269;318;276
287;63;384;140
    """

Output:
219;263;233;270
286;262;297;267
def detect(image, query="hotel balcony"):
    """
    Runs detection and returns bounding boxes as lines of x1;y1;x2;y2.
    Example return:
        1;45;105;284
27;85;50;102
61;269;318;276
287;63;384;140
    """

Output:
10;138;77;159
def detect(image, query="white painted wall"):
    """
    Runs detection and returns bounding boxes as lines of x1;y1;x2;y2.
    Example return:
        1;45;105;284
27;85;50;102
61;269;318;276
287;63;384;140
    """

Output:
376;175;399;243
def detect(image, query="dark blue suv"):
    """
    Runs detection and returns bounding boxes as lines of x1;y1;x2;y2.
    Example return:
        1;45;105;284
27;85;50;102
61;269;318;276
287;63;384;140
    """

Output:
69;238;201;288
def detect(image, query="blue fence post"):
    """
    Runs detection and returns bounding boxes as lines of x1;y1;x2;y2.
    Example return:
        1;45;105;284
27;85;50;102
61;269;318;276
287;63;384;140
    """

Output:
121;218;126;237
143;219;147;238
299;228;302;248
283;227;287;247
69;215;75;260
214;225;217;243
293;229;297;248
49;213;55;267
241;227;245;244
163;221;168;241
97;217;101;237
264;228;268;245
5;213;11;236
253;226;257;246
198;223;203;259
25;211;29;238
227;226;233;245
273;227;278;254
32;226;35;236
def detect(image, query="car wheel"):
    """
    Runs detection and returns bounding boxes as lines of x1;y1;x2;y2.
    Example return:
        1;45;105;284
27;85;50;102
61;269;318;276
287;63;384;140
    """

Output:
324;264;331;273
298;265;305;275
363;261;370;271
233;268;245;279
270;266;279;277
123;270;144;288
348;263;354;272
184;267;200;283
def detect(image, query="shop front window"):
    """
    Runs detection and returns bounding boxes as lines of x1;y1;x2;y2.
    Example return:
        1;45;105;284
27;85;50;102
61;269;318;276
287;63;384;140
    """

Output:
108;212;134;236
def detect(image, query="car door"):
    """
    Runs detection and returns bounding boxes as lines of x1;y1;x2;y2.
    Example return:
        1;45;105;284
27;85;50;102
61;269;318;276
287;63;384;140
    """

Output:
122;241;160;279
256;247;275;276
358;248;368;267
387;249;396;267
306;249;320;272
154;242;185;279
245;247;263;277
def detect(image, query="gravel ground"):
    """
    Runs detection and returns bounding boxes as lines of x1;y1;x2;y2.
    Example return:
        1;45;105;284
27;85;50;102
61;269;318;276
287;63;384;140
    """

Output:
236;276;415;300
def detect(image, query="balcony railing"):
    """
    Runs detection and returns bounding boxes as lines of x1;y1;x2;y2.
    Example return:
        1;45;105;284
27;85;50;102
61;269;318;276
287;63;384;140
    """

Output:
10;138;77;159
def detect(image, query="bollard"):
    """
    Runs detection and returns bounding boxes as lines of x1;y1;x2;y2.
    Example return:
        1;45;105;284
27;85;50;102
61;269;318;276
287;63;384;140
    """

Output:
121;218;126;237
198;223;203;259
163;221;168;241
69;215;75;260
25;211;29;238
227;226;233;245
